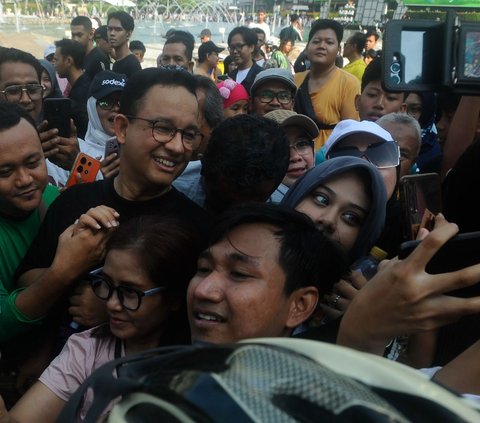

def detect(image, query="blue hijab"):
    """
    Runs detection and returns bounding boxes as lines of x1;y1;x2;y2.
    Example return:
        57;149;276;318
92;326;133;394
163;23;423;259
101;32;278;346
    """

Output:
282;156;387;263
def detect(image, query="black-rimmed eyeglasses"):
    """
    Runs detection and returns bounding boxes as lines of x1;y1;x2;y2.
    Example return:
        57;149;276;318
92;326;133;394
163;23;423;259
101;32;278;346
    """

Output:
228;43;248;52
89;268;166;311
125;115;204;151
290;139;314;155
256;90;293;105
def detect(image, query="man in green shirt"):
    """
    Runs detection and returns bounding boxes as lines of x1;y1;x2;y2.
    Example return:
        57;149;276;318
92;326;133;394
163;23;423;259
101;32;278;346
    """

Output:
0;103;59;341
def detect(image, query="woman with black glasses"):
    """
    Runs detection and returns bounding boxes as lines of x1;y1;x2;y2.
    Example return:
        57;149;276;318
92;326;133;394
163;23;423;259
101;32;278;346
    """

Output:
8;213;199;423
81;70;127;180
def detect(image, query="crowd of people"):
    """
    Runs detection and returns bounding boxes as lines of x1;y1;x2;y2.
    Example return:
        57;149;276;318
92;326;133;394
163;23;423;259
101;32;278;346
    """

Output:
1;8;480;422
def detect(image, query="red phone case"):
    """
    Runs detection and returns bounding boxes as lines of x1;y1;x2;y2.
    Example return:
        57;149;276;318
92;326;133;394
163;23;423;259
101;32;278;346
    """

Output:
66;153;101;187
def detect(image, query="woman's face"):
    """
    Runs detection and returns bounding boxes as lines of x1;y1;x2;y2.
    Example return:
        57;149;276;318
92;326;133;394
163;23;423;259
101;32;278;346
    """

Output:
96;93;121;136
41;69;53;98
295;171;371;253
224;99;249;118
102;249;175;352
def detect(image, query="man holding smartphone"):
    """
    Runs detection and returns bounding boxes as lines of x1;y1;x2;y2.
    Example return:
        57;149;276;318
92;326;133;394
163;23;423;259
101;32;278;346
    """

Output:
0;47;79;186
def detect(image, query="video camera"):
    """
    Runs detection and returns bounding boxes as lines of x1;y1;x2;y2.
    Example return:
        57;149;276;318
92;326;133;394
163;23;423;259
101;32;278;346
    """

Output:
382;11;480;94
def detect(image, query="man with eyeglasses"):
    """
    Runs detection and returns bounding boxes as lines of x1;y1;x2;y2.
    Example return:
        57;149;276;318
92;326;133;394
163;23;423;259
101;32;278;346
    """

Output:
250;68;297;116
0;47;80;186
15;68;213;363
227;26;263;94
342;32;367;82
265;109;319;203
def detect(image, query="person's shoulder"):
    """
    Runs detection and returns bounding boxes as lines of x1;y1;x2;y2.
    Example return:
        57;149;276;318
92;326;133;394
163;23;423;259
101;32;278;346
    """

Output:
42;184;60;207
294;70;309;85
337;67;361;86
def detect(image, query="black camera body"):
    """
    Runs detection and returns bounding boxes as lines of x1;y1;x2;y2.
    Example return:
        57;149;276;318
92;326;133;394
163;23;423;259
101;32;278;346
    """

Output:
382;11;480;94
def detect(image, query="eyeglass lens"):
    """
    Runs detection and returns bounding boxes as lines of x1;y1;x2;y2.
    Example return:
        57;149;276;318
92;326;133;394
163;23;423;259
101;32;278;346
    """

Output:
328;141;399;168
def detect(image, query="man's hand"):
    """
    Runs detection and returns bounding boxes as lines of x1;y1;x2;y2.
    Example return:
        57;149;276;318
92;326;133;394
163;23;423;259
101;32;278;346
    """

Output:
69;283;108;328
38;119;79;170
338;214;480;355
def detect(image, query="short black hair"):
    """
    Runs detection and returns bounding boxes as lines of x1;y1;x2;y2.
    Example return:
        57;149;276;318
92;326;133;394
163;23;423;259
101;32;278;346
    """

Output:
227;26;258;47
164;33;195;61
71;15;92;31
94;25;108;41
290;13;300;23
201;114;290;213
119;67;197;117
366;29;380;41
0;101;37;132
361;57;381;92
194;75;223;129
0;47;42;82
107;10;135;32
348;32;367;55
210;203;348;295
129;40;146;53
308;19;343;44
55;38;85;69
252;27;266;38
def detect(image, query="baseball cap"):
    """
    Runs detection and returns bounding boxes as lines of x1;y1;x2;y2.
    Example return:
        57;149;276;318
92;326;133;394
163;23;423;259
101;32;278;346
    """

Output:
324;119;399;169
198;41;224;62
44;44;56;59
88;70;127;100
264;109;319;138
199;28;212;39
250;68;297;96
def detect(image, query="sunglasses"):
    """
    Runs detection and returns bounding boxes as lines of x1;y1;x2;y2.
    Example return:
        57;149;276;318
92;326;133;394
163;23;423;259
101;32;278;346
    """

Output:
326;140;400;169
97;97;121;110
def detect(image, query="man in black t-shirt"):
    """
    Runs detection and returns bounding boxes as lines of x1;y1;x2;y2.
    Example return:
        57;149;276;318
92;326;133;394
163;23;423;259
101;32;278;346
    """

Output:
15;69;211;357
108;11;142;78
71;16;110;79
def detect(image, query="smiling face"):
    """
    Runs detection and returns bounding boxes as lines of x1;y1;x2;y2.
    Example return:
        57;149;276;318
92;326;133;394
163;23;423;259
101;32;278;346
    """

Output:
295;171;370;253
103;249;173;352
252;81;294;116
0;118;47;218
0;62;42;120
283;126;314;188
306;28;340;69
114;84;199;198
187;223;300;344
355;81;406;122
97;92;122;136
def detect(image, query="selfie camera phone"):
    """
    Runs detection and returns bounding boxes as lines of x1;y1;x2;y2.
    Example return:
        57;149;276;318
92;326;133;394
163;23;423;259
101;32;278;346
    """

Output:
399;231;480;298
43;98;72;138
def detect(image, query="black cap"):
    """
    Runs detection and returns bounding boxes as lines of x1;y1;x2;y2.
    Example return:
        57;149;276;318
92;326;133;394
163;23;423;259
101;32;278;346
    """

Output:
198;41;223;62
88;70;127;99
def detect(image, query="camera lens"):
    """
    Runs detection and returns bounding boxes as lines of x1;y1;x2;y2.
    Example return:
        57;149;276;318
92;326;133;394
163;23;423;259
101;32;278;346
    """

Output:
77;165;83;173
80;157;87;165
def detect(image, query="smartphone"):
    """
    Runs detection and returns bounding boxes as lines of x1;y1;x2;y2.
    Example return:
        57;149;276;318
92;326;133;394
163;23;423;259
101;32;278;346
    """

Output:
104;138;120;158
43;98;72;138
398;231;480;298
399;173;442;241
66;153;101;187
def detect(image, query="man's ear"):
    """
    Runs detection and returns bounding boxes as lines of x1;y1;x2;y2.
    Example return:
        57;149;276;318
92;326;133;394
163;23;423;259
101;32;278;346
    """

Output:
188;60;195;73
114;114;129;145
285;286;319;330
399;102;407;113
354;93;361;111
